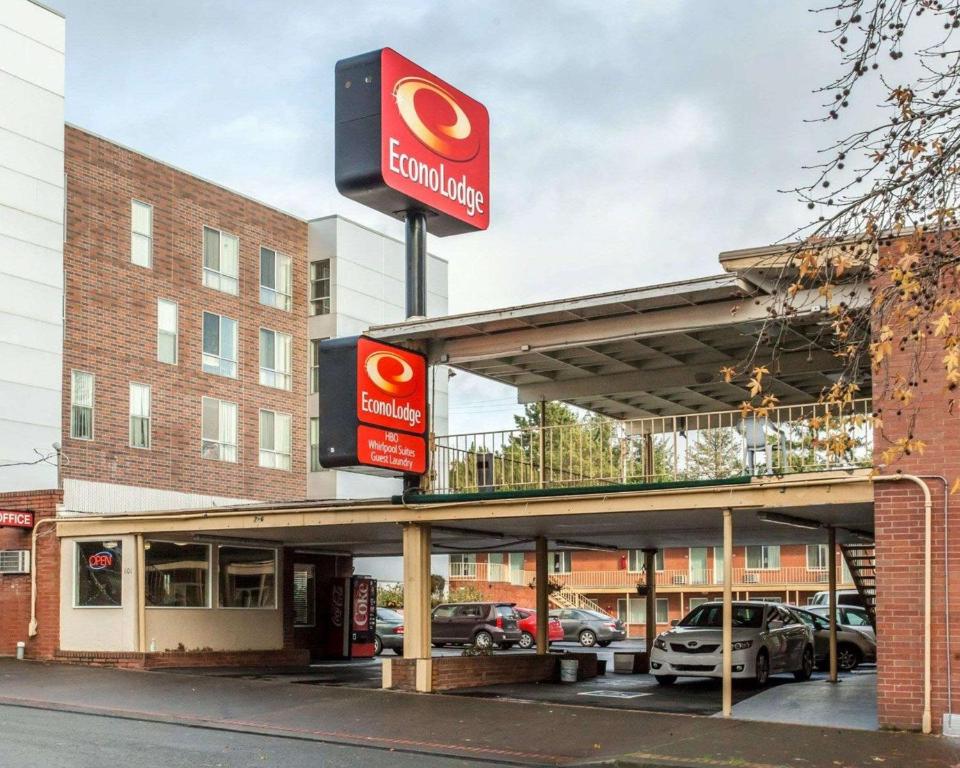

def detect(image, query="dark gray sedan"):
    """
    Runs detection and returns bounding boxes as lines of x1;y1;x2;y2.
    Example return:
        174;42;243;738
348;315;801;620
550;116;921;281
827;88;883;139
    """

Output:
791;606;876;670
375;607;404;655
549;608;626;647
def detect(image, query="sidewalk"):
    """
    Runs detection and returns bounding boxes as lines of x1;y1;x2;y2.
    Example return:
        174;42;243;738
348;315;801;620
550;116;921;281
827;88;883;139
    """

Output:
0;659;956;767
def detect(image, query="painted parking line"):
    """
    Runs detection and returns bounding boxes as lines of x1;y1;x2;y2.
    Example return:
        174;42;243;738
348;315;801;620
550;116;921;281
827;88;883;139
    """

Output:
577;690;652;699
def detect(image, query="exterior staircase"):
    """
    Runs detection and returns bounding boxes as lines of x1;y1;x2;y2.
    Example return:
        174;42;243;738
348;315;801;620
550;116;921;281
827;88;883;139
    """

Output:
840;543;877;629
549;585;603;613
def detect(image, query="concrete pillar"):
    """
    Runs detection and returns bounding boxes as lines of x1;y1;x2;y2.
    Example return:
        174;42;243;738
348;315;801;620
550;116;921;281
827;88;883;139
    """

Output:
403;523;432;692
643;548;658;653
136;533;146;654
722;508;733;717
828;525;838;684
535;536;549;653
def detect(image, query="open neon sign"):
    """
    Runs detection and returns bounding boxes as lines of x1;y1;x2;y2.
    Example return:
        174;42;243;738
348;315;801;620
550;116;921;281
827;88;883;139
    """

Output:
87;551;114;571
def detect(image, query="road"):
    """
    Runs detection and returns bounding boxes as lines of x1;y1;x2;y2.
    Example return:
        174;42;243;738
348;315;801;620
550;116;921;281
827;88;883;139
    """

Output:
0;704;482;768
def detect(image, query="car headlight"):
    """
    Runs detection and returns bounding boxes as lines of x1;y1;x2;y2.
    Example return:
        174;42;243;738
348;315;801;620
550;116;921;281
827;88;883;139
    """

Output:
731;640;754;651
654;636;668;651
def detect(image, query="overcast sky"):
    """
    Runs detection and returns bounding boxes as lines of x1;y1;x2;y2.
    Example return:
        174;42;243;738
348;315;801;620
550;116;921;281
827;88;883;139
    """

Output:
53;0;865;431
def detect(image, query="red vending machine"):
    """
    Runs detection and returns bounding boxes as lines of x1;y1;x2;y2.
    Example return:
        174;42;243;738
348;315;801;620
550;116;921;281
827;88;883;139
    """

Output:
349;575;378;658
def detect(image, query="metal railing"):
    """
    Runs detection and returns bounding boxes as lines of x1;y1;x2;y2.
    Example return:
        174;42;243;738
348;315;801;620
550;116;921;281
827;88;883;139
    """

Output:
430;398;872;495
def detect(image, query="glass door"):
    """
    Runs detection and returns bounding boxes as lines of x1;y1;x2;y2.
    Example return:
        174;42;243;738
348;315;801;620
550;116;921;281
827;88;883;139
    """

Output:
689;547;708;585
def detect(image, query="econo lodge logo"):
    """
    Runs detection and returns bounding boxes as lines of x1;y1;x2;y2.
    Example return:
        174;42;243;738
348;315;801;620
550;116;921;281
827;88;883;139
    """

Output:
356;338;427;434
393;76;480;162
364;349;418;398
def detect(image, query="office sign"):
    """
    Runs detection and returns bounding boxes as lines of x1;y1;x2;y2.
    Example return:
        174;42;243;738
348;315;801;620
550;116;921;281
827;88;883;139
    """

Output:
318;336;428;475
335;47;489;236
0;510;34;529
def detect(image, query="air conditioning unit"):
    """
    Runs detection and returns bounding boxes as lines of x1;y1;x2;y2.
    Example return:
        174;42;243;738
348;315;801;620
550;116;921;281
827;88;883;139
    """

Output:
0;550;30;574
743;572;760;584
672;574;687;585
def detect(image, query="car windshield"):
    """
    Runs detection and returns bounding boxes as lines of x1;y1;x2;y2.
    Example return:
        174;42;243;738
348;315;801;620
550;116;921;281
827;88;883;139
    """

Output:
378;608;403;622
678;604;764;628
496;606;517;618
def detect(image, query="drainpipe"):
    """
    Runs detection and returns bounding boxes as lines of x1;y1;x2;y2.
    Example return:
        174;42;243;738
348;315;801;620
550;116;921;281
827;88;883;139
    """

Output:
873;474;933;734
28;518;59;637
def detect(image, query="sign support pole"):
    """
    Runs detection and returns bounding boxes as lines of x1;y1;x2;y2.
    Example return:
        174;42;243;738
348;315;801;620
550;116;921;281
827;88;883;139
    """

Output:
403;210;428;493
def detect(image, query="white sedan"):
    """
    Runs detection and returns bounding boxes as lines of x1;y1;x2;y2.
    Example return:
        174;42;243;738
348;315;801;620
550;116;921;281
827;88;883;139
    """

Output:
649;601;815;686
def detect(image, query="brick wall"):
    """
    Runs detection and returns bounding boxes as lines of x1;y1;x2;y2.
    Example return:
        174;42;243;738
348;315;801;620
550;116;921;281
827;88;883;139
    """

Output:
62;126;309;503
0;489;61;657
386;653;584;692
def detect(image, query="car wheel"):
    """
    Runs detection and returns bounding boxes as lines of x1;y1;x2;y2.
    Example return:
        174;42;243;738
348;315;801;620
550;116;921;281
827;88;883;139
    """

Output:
655;675;677;686
499;642;514;650
579;629;597;647
597;641;611;648
793;646;814;681
754;650;770;687
374;635;383;656
837;644;862;671
518;632;535;650
473;630;494;650
393;646;403;656
432;642;446;648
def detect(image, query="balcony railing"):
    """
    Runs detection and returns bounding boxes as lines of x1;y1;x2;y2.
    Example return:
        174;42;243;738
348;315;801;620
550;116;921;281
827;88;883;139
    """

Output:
430;398;872;495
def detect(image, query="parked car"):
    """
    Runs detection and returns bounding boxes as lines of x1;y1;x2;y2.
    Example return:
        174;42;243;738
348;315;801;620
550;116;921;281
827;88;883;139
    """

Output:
431;602;521;650
649;601;815;687
807;604;876;642
548;608;626;647
789;605;876;670
514;608;564;649
375;606;404;656
810;589;865;608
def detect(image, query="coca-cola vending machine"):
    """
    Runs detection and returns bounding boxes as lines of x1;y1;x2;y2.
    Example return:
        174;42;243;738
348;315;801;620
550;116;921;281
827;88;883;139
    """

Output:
350;575;378;658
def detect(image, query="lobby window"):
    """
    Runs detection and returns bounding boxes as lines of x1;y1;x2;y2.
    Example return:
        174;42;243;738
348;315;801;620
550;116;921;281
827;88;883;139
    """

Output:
144;541;209;608
628;549;664;573
806;544;828;571
259;328;292;390
201;396;237;462
202;226;239;295
260;247;292;311
549;551;572;574
202;311;238;378
219;546;276;608
259;409;291;470
293;563;316;626
75;540;122;607
157;299;178;364
310;260;331;315
745;545;781;570
309;339;321;394
70;370;94;440
309;417;321;471
129;383;151;449
131;200;152;268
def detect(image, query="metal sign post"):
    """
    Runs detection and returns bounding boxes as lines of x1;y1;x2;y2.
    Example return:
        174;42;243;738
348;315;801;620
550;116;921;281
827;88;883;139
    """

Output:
405;211;427;319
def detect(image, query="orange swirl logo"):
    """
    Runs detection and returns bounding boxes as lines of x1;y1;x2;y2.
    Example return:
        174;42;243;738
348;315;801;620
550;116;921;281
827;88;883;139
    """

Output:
393;76;480;162
365;350;417;397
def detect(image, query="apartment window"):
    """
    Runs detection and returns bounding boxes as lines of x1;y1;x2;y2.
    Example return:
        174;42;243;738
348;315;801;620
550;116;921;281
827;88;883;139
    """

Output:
617;597;669;625
310;260;331;315
157;299;178;364
806;544;828;571
218;546;276;608
131;200;152;268
144;542;209;608
259;328;292;390
201;397;238;462
75;541;122;607
70;370;94;440
746;545;781;570
548;551;572;574
309;339;321;394
129;383;151;449
202;312;238;378
628;549;663;573
259;410;291;470
309;417;321;471
688;597;710;613
293;564;316;626
202;226;239;295
260;247;292;311
449;553;477;579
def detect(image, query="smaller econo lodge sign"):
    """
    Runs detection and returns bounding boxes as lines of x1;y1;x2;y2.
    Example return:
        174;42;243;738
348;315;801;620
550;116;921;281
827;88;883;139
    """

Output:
318;336;428;475
0;510;34;528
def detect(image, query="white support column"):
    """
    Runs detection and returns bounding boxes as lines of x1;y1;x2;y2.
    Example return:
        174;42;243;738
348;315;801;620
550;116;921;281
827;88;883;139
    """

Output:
403;523;433;692
722;509;733;717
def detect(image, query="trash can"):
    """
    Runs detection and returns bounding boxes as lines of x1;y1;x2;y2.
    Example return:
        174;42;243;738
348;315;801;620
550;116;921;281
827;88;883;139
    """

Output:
16;641;25;660
560;658;579;682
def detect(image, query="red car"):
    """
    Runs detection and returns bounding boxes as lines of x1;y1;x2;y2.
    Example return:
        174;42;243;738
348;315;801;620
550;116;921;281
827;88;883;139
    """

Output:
515;608;564;649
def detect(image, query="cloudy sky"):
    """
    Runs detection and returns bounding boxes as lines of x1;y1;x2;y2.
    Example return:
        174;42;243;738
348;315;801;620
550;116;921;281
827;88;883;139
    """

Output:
53;0;865;431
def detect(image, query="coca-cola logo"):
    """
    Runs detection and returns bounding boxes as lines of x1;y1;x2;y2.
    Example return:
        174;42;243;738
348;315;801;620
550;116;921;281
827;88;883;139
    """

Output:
331;584;344;628
354;581;370;630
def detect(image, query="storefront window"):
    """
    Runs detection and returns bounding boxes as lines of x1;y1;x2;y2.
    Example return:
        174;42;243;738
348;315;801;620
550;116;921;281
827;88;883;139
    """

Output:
218;546;276;608
145;542;209;607
293;564;316;626
76;541;123;607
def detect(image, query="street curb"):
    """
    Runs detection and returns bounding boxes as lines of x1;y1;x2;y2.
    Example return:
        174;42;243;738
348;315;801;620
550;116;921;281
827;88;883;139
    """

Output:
574;753;790;768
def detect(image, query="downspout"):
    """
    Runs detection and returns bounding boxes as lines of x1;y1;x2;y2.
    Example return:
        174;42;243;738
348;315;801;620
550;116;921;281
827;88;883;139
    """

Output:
28;518;59;637
873;474;933;734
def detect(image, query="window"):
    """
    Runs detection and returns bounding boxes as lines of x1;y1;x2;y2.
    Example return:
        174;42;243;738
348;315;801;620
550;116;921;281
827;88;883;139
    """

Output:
157;299;178;364
548;551;572;574
617;597;669;625
449;553;477;578
129;383;151;449
309;417;321;471
131;200;152;268
259;409;291;470
841;607;871;627
202;226;239;294
309;339;321;394
260;247;292;311
688;597;710;613
310;260;331;315
806;544;828;571
259;328;292;390
218;546;276;608
144;542;209;607
76;540;122;607
202;312;238;378
201;397;238;462
293;564;316;626
689;547;709;584
628;549;663;572
70;370;94;440
746;545;781;570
